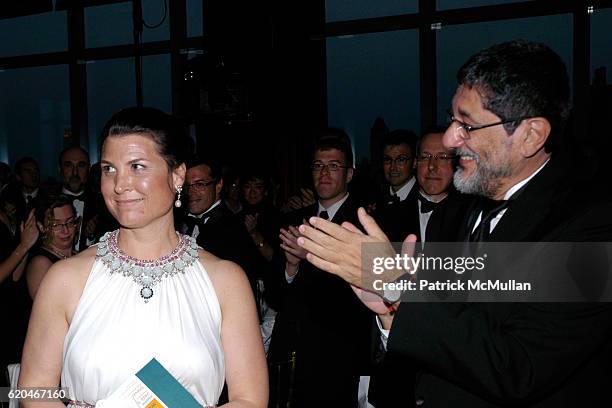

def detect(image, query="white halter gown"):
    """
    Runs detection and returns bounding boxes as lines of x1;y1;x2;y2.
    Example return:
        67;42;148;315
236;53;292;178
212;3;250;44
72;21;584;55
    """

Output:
61;233;225;407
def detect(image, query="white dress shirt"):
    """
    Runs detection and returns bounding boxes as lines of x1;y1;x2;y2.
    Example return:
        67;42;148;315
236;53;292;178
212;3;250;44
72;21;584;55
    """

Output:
389;177;416;202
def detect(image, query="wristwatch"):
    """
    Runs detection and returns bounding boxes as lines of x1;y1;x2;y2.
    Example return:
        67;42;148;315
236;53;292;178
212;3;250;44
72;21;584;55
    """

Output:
381;272;412;304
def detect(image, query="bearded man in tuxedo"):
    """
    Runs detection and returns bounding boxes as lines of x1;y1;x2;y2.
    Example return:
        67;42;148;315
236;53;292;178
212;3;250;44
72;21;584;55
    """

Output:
296;40;612;407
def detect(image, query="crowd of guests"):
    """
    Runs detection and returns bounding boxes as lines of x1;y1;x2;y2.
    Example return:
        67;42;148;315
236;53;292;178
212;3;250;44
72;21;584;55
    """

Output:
0;116;465;406
2;39;610;408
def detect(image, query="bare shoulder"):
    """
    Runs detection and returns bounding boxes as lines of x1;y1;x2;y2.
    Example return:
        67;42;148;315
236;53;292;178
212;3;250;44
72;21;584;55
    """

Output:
27;254;53;270
37;246;98;319
197;248;251;303
45;246;97;285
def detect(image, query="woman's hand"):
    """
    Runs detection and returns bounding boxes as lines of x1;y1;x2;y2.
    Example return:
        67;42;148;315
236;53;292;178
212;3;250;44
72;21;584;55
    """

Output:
19;209;40;250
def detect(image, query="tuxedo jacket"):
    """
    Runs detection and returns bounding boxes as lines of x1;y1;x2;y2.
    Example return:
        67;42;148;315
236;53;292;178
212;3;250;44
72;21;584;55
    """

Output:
267;195;373;407
0;183;45;224
375;187;473;244
386;155;612;407
369;189;473;408
178;203;264;294
375;187;421;242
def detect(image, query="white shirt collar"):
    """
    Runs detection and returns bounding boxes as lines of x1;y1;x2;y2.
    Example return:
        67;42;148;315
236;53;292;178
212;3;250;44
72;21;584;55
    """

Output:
189;199;222;219
22;188;39;199
389;176;416;201
419;190;447;204
62;187;85;198
318;192;349;221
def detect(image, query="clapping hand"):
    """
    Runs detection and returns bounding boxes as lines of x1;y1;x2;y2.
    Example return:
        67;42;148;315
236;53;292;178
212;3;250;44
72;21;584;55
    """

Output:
244;214;258;233
296;207;417;293
279;224;308;266
20;209;40;250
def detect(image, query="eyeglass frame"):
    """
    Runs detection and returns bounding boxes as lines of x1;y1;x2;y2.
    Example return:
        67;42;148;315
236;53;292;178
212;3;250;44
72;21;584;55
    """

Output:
49;216;81;231
447;110;528;140
310;162;350;173
185;179;217;192
382;155;413;166
415;153;456;163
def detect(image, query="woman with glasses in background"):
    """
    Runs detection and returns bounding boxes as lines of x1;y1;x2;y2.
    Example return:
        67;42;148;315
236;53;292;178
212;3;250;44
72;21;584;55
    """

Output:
26;195;78;299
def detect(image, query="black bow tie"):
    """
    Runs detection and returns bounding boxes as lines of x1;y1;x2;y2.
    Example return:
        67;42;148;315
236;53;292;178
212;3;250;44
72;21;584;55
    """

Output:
387;193;401;205
65;192;86;202
469;198;509;242
418;195;441;213
184;216;207;234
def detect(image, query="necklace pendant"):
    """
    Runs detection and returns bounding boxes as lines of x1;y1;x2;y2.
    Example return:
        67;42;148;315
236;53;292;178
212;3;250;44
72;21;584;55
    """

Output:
140;286;154;301
96;230;199;303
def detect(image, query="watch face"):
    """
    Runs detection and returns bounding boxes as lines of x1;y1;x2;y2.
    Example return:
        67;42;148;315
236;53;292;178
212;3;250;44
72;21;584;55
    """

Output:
383;287;402;304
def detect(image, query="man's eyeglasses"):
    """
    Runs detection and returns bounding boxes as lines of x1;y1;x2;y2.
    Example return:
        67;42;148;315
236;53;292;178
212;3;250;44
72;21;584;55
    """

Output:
311;162;350;172
382;156;412;166
186;179;217;192
416;153;456;163
50;217;80;231
447;110;527;140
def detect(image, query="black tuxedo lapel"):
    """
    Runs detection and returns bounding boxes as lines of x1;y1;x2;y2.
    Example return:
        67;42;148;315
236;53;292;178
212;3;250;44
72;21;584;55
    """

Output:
376;187;421;243
201;204;225;226
425;191;474;243
489;157;571;242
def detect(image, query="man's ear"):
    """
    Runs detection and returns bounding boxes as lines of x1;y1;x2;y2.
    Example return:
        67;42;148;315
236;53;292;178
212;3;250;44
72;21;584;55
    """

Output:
215;178;224;198
520;117;551;157
346;167;354;184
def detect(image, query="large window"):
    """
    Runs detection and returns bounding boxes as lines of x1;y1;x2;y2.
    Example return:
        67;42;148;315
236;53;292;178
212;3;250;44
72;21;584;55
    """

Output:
85;3;133;48
0;11;67;57
325;0;417;23
0;65;70;180
142;54;172;112
327;30;420;164
436;14;573;124
187;0;204;38
591;7;612;83
141;0;170;43
437;0;527;10
87;58;136;160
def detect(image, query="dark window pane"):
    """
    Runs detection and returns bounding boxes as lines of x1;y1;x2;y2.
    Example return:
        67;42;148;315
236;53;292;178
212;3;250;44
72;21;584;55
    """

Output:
325;0;417;22
327;30;420;164
142;54;172;112
437;0;526;10
591;7;612;83
141;0;170;43
87;58;136;160
436;14;573;124
187;0;204;37
0;65;70;181
0;11;67;57
85;3;132;48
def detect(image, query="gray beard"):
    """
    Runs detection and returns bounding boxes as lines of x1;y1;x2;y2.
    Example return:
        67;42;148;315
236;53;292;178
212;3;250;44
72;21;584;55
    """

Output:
453;159;512;198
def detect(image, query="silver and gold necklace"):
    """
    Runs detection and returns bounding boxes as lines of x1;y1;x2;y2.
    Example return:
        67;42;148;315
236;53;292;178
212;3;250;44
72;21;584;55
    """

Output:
95;230;199;302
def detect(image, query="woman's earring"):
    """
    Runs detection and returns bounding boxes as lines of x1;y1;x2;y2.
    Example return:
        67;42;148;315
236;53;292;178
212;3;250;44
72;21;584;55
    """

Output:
175;185;183;208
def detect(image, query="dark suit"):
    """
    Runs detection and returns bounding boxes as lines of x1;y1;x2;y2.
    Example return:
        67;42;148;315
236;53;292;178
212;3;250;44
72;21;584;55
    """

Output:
0;183;43;224
178;202;264;296
376;187;473;244
376;187;421;243
369;189;473;408
268;195;373;407
386;155;612;407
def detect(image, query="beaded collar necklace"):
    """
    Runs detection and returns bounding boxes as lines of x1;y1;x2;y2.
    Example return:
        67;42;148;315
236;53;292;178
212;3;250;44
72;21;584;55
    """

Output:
42;244;73;260
95;230;199;302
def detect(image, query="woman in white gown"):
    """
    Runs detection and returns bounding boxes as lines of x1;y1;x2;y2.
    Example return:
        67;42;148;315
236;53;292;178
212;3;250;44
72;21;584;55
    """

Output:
19;108;268;408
